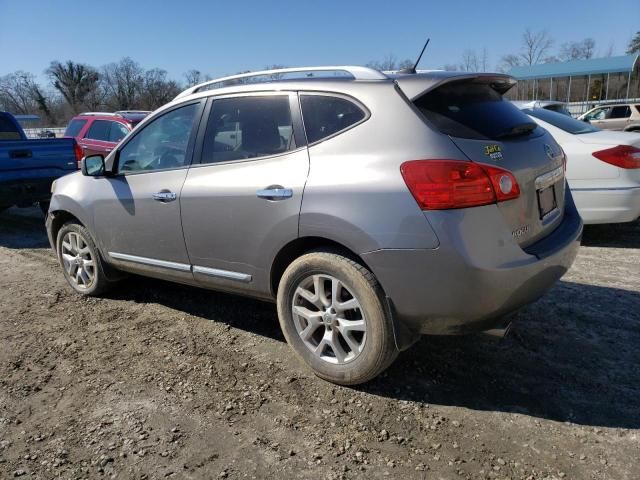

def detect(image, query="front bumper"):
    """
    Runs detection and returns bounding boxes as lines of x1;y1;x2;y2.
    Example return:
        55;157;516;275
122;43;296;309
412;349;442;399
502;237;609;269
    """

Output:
362;194;583;335
572;186;640;224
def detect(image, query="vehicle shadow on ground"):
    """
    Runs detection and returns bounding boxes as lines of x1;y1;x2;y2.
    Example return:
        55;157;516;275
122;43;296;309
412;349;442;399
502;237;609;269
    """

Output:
0;207;49;249
110;275;639;430
581;220;640;248
107;276;285;343
365;279;640;430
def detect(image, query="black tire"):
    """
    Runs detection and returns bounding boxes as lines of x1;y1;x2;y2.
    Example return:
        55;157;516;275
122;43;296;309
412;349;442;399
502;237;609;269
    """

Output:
56;221;112;296
277;250;398;385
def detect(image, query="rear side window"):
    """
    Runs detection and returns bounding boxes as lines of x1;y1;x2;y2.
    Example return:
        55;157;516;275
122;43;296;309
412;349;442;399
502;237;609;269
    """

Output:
524;108;599;135
85;120;111;141
64;119;87;138
414;81;539;140
608;106;631;119
0;115;22;140
201;95;296;164
300;95;366;143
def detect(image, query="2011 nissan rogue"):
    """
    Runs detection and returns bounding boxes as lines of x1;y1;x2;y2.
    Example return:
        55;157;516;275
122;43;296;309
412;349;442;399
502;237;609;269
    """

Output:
46;66;582;385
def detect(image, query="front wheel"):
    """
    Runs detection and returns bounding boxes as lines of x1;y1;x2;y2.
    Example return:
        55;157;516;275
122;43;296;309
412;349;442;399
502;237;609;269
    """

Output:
277;251;398;385
56;222;112;296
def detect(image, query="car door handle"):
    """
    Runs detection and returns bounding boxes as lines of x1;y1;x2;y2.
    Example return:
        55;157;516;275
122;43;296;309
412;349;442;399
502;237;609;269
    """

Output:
152;191;177;202
256;186;293;200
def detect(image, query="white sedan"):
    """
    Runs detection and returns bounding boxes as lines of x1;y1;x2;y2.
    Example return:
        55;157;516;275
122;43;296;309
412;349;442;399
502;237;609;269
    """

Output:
518;107;640;224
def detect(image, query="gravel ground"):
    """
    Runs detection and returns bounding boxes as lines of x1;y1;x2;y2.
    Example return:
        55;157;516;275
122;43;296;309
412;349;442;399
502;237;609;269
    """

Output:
0;207;638;480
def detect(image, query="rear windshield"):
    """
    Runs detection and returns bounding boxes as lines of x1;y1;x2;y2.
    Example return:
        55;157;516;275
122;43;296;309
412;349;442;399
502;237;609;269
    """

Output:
524;108;600;135
414;81;539;140
64;119;87;138
0;115;22;141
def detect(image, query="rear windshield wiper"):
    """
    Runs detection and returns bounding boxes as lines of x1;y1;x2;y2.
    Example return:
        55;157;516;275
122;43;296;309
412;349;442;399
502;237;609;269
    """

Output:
495;122;537;139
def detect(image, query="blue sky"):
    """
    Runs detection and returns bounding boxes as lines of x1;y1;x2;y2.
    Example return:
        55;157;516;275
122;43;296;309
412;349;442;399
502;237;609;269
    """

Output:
1;0;638;83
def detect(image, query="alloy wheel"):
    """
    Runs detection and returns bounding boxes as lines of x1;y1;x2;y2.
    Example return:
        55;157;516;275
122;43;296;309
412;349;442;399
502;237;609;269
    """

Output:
61;231;95;290
292;274;367;364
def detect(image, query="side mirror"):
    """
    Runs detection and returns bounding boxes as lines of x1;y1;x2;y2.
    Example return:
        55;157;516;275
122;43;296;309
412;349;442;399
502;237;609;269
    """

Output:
81;154;105;177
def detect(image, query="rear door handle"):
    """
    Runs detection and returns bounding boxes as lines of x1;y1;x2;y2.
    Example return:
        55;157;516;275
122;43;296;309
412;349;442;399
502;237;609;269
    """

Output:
152;190;177;202
256;185;293;200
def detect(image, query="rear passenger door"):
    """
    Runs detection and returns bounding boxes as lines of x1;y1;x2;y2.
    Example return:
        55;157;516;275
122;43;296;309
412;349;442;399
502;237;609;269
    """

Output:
603;106;632;130
180;93;308;296
80;120;116;157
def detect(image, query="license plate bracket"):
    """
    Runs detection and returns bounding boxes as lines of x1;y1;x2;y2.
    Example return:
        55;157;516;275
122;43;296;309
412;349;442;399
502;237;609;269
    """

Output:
537;185;557;220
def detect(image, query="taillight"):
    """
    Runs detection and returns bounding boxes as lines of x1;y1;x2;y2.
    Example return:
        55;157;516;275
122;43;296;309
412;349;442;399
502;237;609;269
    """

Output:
400;160;520;210
73;142;84;169
592;145;640;169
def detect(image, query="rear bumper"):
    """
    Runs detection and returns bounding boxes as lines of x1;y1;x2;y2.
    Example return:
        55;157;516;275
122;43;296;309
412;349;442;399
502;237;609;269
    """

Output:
362;194;582;335
572;186;640;224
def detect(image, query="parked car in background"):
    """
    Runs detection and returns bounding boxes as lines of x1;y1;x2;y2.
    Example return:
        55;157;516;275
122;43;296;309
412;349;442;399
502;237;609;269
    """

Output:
512;100;572;116
0;111;80;213
518;106;640;224
38;129;57;138
47;66;581;385
578;103;640;132
64;111;150;160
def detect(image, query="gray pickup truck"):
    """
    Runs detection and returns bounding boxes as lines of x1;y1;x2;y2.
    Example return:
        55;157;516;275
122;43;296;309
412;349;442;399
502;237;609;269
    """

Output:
0;111;79;213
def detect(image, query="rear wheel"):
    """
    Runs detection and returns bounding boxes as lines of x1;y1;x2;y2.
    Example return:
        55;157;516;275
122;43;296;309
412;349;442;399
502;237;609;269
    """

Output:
56;222;112;296
277;250;398;385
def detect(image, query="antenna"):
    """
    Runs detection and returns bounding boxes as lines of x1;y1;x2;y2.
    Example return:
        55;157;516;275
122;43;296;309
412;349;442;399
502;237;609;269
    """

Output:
398;38;430;74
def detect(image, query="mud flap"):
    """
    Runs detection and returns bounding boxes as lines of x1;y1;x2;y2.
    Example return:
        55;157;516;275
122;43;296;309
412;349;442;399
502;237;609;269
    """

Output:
385;296;420;351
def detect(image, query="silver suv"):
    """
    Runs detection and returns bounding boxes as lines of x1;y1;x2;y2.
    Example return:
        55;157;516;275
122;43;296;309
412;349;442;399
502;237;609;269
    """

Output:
46;66;582;385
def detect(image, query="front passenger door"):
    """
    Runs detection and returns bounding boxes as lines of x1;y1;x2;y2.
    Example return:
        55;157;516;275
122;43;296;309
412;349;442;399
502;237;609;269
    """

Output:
92;101;204;281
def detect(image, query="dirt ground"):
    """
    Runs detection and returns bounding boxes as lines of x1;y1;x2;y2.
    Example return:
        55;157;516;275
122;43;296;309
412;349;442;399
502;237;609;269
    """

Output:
0;207;638;480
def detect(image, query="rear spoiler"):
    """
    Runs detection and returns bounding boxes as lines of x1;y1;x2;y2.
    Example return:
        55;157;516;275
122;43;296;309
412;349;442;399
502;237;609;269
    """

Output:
392;72;517;101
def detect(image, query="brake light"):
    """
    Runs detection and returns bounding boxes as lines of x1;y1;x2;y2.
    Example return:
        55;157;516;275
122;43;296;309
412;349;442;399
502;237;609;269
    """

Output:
592;145;640;169
400;160;520;210
73;142;84;169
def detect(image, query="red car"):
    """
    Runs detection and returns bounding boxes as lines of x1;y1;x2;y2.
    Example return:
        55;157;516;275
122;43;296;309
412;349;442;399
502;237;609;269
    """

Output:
64;111;150;161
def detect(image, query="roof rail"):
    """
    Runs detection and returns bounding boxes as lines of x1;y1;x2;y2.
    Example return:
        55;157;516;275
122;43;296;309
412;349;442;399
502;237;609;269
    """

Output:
78;112;119;117
175;66;388;99
115;110;151;114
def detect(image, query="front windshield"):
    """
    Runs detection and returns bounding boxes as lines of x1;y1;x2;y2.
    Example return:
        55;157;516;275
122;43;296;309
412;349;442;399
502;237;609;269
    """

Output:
524;108;600;135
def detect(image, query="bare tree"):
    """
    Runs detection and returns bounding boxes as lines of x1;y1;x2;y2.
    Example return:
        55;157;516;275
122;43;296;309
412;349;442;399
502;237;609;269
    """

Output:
559;38;596;61
520;28;554;65
498;53;522;72
140;69;180;109
461;50;480;72
101;57;144;110
184;69;202;87
46;61;100;113
480;47;489;71
603;42;615;57
366;54;413;71
0;72;38;114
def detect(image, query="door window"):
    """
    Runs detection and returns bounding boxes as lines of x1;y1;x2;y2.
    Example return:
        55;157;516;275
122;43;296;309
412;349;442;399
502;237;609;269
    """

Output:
201;95;296;164
64;119;87;138
608;106;631;119
109;122;130;142
300;95;367;143
585;108;608;121
85;120;111;140
117;103;198;174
